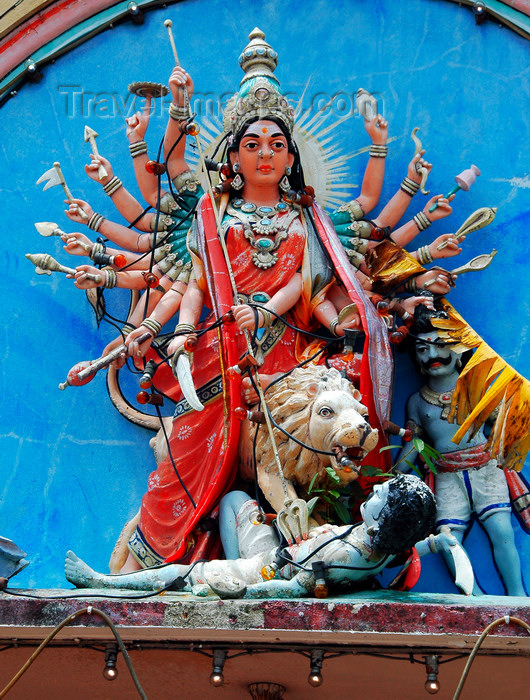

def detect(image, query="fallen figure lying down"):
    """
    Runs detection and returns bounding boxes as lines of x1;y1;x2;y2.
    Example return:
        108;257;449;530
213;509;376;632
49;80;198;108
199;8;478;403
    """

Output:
65;476;473;599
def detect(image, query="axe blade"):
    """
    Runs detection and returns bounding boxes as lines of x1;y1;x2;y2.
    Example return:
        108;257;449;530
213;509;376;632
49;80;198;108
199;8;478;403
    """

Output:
36;166;61;190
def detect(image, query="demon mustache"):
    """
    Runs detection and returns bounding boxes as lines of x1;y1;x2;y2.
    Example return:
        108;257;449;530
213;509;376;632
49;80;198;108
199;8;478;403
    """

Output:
421;355;453;371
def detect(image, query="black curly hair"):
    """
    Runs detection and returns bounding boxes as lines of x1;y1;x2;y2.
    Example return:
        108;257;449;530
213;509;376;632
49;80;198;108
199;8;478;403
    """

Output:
372;475;436;554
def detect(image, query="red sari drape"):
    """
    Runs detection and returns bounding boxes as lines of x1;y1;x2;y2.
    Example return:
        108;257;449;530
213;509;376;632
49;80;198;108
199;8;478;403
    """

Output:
132;196;392;566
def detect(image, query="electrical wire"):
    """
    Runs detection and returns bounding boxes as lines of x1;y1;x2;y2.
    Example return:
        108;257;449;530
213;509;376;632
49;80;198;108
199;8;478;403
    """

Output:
0;607;148;700
453;616;530;700
1;583;173;602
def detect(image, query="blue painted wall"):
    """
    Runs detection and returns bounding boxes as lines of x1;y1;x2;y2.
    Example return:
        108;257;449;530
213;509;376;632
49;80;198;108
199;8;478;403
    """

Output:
1;0;529;592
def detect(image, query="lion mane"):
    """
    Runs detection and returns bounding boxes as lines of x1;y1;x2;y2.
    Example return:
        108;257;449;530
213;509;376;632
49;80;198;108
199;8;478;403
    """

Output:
255;365;360;493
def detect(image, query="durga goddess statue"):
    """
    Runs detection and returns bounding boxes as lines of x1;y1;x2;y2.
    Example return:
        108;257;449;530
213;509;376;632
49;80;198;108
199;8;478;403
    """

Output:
54;27;467;575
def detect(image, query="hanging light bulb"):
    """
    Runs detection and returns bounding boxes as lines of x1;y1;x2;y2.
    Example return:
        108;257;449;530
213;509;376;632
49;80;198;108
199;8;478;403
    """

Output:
307;649;324;687
210;649;227;686
103;642;119;681
424;655;440;694
127;2;145;25
473;2;487;24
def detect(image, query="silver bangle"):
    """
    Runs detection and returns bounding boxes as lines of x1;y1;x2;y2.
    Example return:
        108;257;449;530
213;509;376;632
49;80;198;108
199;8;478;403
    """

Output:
258;307;273;328
142;318;162;337
329;318;340;336
122;322;137;336
103;176;123;196
174;322;196;335
404;278;418;293
346;248;364;269
400;177;420;197
169;102;190;121
369;144;388;158
129;140;148;158
103;267;117;289
88;213;104;232
413;211;432;232
162;261;185;283
417;245;434;265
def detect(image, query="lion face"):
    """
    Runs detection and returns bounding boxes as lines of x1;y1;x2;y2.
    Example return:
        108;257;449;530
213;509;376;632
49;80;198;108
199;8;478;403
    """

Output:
253;366;380;500
308;389;379;478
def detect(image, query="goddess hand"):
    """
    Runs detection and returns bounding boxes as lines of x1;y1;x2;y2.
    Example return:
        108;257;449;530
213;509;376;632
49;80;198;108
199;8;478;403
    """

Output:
423;194;454;222
102;335;128;370
399;295;435;315
166;335;186;357
434;530;460;554
126;326;154;358
64;198;94;225
85;154;114;185
365;114;388;145
70;264;104;289
407;151;432;183
415;269;456;295
335;313;362;336
126;95;151;141
169;66;194;103
429;234;465;260
232;304;260;331
63;231;93;257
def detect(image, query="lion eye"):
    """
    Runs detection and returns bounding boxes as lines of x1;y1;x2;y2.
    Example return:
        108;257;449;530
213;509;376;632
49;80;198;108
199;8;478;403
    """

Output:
318;406;334;417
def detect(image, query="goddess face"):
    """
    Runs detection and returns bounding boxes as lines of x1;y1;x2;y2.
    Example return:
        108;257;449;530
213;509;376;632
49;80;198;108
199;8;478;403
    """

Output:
231;120;294;190
414;331;459;377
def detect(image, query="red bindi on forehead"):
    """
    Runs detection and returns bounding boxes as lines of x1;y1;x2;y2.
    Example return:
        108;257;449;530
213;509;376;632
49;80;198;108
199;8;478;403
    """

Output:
261;127;268;133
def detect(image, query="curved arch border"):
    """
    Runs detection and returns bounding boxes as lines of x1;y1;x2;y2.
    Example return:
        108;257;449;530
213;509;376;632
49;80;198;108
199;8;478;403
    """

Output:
0;0;528;105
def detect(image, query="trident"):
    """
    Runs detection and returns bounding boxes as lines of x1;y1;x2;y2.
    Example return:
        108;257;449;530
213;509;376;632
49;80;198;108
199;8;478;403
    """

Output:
36;162;88;219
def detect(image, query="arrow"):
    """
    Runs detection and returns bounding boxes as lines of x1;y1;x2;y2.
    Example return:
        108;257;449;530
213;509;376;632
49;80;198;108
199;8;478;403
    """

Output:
84;126;108;180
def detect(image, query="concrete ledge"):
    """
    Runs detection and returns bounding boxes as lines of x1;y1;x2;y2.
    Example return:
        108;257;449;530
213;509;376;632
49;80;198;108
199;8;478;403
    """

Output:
1;589;529;653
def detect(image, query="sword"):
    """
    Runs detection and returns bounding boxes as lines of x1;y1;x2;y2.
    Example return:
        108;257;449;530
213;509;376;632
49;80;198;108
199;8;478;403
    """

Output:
440;526;474;596
173;352;204;412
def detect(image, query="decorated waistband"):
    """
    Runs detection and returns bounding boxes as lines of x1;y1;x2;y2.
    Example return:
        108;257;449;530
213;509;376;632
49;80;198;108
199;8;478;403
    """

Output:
435;442;491;473
172;316;286;420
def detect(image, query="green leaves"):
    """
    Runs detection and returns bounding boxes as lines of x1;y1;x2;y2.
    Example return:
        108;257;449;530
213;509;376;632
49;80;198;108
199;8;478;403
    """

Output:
307;468;352;525
412;438;440;474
